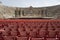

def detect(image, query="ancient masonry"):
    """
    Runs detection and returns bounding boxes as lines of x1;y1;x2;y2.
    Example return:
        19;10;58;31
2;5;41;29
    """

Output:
15;6;52;18
0;5;60;19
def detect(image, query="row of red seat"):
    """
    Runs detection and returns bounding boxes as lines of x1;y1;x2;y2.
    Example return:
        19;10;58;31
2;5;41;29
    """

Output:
0;36;60;40
0;19;60;40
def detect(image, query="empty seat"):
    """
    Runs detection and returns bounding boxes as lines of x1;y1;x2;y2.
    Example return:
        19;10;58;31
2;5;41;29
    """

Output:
31;38;44;40
29;31;37;37
56;28;60;37
18;27;27;37
20;31;27;37
2;31;11;36
48;30;56;37
25;27;31;33
8;24;17;30
10;30;17;36
3;36;13;40
38;30;46;37
57;31;60;37
0;24;3;29
17;37;28;40
0;36;4;40
46;38;59;40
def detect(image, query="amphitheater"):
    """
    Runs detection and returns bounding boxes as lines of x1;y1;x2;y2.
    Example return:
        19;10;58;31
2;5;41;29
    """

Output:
0;4;60;40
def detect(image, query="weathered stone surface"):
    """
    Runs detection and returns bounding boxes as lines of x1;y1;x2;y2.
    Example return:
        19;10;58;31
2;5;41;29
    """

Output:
0;5;60;19
0;5;16;19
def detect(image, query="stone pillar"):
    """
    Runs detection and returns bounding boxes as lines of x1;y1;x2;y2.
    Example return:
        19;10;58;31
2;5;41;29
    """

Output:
43;8;47;17
45;8;47;17
15;8;18;17
19;8;21;16
38;9;42;17
41;9;44;17
43;9;45;17
16;8;19;18
20;9;23;17
15;8;20;18
40;9;42;17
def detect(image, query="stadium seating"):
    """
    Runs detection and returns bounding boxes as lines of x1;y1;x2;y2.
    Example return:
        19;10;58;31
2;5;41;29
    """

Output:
0;19;60;40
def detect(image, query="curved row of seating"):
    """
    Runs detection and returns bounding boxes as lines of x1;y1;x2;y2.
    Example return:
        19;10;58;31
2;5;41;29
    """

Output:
0;36;60;40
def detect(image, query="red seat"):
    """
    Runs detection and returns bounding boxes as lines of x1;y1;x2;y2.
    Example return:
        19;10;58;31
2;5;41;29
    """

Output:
38;30;46;37
20;31;27;37
0;36;4;40
25;27;31;33
17;37;28;40
29;31;37;37
3;36;13;40
2;31;10;36
18;27;27;37
48;30;56;37
57;31;60;37
10;30;17;36
8;24;17;30
46;38;59;40
31;38;44;40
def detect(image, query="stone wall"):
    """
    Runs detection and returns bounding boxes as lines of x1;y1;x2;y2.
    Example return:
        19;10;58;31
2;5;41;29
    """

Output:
15;6;48;18
0;5;60;19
